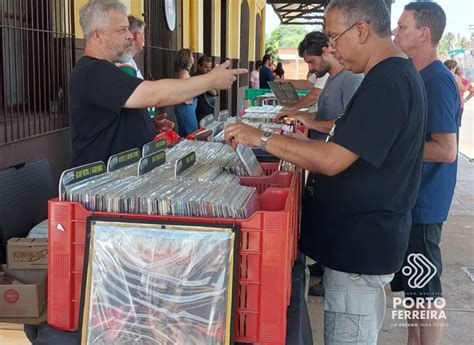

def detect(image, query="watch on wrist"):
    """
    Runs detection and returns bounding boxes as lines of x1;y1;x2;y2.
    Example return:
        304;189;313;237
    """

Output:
260;131;274;151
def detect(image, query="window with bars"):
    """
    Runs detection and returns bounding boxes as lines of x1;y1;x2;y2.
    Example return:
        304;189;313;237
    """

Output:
0;0;74;144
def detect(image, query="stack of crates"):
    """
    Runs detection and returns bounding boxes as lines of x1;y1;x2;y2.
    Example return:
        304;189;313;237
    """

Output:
47;162;301;345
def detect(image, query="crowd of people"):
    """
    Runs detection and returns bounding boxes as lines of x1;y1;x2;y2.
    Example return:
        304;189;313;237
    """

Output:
68;1;470;344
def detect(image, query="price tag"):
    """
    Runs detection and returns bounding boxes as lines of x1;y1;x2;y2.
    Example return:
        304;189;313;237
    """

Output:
107;148;141;172
59;161;106;199
138;150;166;176
174;151;196;177
142;139;167;157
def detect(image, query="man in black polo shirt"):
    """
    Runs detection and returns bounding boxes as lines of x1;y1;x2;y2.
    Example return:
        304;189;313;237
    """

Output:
70;0;245;167
224;0;427;343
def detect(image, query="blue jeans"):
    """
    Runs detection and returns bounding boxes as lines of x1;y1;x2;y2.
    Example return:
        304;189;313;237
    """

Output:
175;98;198;137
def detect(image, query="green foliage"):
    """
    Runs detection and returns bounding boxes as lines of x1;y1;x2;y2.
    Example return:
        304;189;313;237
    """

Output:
264;24;308;63
268;25;308;48
264;33;279;60
456;34;470;49
437;32;455;56
437;32;470;56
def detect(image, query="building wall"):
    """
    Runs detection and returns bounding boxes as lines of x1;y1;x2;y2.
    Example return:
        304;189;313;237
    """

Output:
278;47;309;81
1;0;263;184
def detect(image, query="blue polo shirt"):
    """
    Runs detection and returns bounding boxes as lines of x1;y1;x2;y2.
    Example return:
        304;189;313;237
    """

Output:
259;65;274;89
412;61;460;224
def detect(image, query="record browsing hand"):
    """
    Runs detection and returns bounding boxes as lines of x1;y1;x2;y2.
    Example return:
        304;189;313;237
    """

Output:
224;123;262;150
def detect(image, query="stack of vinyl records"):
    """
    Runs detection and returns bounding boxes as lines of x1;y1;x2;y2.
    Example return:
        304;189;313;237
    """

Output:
242;105;282;123
62;140;262;218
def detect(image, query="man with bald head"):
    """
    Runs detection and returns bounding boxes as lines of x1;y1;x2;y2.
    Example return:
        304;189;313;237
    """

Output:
70;0;245;166
224;1;426;342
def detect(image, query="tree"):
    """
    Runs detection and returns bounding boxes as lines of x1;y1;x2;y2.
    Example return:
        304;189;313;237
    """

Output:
268;25;308;48
437;32;455;56
455;34;470;50
264;33;279;60
264;24;308;62
437;32;470;56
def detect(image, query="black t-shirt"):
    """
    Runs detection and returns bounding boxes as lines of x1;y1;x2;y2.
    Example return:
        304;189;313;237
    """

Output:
69;56;156;167
300;57;427;275
193;70;215;123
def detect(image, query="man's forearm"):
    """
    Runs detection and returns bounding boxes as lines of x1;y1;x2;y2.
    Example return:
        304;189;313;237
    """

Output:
285;79;314;90
424;139;457;163
304;118;335;133
264;134;334;173
289;89;321;110
128;75;213;108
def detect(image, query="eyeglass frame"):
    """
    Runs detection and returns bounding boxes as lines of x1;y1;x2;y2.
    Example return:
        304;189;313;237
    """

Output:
327;20;370;45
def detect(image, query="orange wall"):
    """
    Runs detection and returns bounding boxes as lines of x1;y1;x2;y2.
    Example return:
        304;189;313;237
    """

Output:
278;47;308;80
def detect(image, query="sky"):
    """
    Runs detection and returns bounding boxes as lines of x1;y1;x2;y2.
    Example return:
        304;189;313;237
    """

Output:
265;0;474;38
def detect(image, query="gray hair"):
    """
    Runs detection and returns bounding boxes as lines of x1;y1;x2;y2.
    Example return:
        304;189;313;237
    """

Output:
128;15;145;34
79;0;128;40
325;0;391;38
404;2;446;45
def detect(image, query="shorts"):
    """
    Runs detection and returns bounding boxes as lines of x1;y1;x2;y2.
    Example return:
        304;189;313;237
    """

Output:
391;223;443;298
323;267;394;345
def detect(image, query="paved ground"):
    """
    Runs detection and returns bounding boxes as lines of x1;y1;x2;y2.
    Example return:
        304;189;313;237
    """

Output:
307;102;474;344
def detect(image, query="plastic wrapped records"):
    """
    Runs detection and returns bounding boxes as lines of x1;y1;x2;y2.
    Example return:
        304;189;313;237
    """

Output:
80;220;238;345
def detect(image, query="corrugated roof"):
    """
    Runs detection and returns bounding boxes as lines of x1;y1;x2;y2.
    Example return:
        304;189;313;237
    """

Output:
268;0;394;26
268;0;330;26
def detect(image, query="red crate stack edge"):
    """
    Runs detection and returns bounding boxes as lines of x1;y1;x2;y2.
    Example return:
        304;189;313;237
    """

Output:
48;164;301;345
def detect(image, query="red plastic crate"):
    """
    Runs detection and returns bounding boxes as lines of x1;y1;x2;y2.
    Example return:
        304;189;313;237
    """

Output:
240;170;299;304
254;162;302;266
240;171;293;194
260;162;279;176
48;188;294;345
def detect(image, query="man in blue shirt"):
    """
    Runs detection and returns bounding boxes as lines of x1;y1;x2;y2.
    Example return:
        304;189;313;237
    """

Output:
259;54;274;89
393;3;459;345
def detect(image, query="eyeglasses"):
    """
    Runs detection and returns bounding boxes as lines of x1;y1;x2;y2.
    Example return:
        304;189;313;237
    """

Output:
328;22;357;45
328;20;370;45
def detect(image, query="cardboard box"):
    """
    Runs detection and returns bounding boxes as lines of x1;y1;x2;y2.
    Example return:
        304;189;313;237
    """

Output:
0;265;46;317
7;238;48;269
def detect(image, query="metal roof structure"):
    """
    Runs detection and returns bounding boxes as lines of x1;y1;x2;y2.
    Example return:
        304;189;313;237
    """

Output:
268;0;394;26
268;0;330;26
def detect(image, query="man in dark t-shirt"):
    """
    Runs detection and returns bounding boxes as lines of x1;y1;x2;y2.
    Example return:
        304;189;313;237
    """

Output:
259;54;274;89
70;0;246;167
70;57;157;166
224;1;427;343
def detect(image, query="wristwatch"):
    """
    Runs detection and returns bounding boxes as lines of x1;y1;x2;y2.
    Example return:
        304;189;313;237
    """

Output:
260;131;274;151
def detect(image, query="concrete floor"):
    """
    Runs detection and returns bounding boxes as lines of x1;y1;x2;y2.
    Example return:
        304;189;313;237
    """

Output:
308;102;474;344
